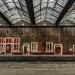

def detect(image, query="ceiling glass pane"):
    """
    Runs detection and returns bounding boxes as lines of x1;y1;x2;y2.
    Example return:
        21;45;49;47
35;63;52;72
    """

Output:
41;2;47;8
47;9;53;14
46;18;55;24
19;0;27;6
0;0;3;5
36;19;44;23
35;11;40;17
1;4;8;12
57;0;68;7
15;3;21;8
0;0;31;24
6;0;13;2
35;16;41;21
41;9;46;14
4;10;14;17
34;5;40;13
14;0;18;2
33;0;40;7
52;11;60;17
7;3;15;8
22;6;28;12
41;14;45;19
55;4;64;13
48;2;55;8
33;0;69;24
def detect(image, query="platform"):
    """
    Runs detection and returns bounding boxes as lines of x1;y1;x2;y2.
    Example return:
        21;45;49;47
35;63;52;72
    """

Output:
0;55;75;62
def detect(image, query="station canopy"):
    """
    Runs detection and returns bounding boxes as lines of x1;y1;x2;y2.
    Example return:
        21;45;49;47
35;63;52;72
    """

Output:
0;0;74;26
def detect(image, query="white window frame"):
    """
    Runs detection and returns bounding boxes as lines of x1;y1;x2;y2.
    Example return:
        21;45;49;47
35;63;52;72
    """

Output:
46;42;53;52
73;45;75;53
54;44;63;55
23;43;30;54
31;42;38;53
0;44;3;53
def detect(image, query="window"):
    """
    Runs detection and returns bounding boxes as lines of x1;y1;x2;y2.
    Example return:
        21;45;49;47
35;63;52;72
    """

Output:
0;44;3;52
14;44;18;50
46;42;53;52
73;45;75;53
31;42;38;52
0;38;3;43
6;38;12;43
14;38;17;43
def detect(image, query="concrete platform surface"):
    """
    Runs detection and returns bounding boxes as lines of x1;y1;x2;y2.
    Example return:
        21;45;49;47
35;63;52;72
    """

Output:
0;62;74;75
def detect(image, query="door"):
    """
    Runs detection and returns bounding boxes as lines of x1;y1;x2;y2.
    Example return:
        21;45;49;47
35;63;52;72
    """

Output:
23;43;30;54
54;44;62;55
6;44;11;53
55;46;61;54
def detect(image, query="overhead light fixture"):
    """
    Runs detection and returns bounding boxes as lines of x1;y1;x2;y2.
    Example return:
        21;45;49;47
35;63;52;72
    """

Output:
0;24;2;25
44;23;46;26
22;23;24;26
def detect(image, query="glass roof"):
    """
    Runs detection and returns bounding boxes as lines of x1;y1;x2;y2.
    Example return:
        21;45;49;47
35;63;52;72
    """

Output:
0;0;74;26
60;3;75;26
0;0;31;24
0;17;8;25
33;0;69;24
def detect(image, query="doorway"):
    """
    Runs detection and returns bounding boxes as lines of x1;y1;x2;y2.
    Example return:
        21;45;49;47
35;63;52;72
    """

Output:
54;44;62;55
23;43;30;54
6;44;11;53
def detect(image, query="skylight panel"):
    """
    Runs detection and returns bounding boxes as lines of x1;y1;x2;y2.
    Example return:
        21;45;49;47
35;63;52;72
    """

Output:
48;2;55;8
0;0;3;5
42;0;48;3
2;4;8;12
49;0;55;2
34;5;40;13
35;11;40;17
41;2;47;8
15;3;21;8
57;0;69;7
33;0;40;7
41;14;45;19
6;0;13;3
7;3;15;8
52;11;60;17
55;4;63;13
41;9;46;15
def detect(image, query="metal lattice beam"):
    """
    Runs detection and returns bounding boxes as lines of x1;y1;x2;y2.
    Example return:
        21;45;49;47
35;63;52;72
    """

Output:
55;0;75;26
0;12;12;26
25;0;35;26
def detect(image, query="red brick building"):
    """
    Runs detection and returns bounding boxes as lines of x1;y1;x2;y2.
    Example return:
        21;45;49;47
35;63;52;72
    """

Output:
0;37;20;54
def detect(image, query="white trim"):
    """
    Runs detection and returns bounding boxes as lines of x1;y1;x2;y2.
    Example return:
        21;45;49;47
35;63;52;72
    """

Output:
0;44;3;53
73;45;75;53
46;42;53;53
0;37;20;55
54;44;63;55
5;44;12;55
31;42;38;53
22;43;30;54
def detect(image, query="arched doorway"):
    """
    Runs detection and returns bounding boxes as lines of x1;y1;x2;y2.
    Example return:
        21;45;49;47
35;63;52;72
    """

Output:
6;44;11;53
54;44;63;55
23;43;30;54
